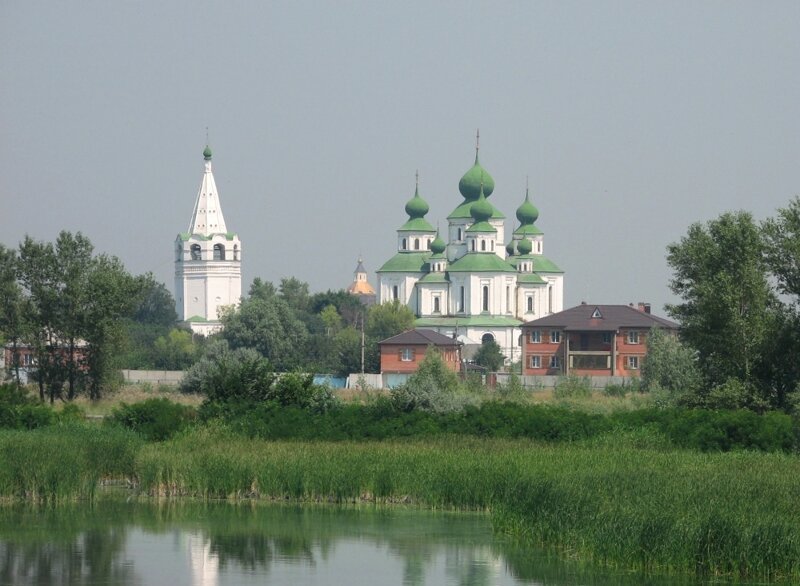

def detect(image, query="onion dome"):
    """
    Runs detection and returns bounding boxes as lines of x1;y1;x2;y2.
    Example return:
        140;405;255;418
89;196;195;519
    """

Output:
430;231;446;255
203;145;212;160
404;183;430;219
506;241;516;256
470;185;493;222
458;152;495;200
517;237;533;255
516;188;539;225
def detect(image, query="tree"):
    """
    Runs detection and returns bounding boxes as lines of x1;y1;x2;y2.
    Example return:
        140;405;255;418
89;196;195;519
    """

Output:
220;295;308;371
763;196;800;303
640;327;701;404
0;245;25;384
473;340;505;372
390;349;467;413
666;211;778;401
366;300;415;342
152;329;197;370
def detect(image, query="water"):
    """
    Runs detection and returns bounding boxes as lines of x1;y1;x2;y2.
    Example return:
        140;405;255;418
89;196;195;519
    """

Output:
0;498;723;585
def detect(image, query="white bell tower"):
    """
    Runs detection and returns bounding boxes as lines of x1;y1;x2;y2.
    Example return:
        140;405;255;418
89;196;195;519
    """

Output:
174;146;242;335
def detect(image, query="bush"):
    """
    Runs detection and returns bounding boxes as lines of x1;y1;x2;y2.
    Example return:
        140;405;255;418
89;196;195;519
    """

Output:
553;375;592;399
391;349;475;413
0;383;55;430
109;398;196;441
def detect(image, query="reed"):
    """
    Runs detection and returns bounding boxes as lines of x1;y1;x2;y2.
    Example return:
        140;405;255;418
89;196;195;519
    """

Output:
132;427;800;579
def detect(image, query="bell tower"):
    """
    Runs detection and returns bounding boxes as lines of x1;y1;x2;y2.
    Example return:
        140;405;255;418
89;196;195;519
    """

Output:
174;146;242;335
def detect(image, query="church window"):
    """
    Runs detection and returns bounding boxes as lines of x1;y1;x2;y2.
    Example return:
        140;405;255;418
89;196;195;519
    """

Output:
482;286;489;312
402;238;407;250
190;244;201;260
459;286;465;312
433;296;440;314
491;241;494;251
392;285;399;301
481;333;494;344
481;240;486;251
414;238;420;250
548;286;553;313
213;244;225;260
471;240;476;251
458;228;463;241
526;296;533;313
505;286;510;311
233;245;239;261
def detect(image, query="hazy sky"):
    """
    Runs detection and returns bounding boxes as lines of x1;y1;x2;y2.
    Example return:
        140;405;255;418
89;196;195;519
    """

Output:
3;1;799;314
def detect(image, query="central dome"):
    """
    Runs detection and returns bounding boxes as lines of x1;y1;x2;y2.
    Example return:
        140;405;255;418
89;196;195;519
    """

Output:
458;152;495;200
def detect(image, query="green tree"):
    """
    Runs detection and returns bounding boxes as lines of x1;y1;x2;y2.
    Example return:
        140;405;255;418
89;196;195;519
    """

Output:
152;329;197;370
220;295;308;371
666;211;778;403
473;340;505;372
0;245;25;384
391;348;468;413
278;277;310;312
366;300;415;341
640;327;701;404
763;196;800;302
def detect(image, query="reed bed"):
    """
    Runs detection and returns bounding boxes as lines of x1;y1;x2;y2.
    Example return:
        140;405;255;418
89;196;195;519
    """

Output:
134;426;800;580
2;423;799;580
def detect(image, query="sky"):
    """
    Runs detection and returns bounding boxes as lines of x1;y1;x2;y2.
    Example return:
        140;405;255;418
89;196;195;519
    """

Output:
2;1;800;315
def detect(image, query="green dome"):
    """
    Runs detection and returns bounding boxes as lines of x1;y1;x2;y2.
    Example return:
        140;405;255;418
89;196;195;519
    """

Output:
516;189;539;224
430;232;446;254
470;186;493;222
505;241;516;256
458;152;495;200
517;237;533;255
203;146;212;160
404;185;429;219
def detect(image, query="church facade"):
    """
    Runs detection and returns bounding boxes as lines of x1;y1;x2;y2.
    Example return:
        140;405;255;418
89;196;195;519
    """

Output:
174;146;242;335
377;141;564;361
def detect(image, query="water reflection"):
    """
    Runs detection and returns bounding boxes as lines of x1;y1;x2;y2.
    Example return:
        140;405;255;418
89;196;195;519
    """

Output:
0;499;732;586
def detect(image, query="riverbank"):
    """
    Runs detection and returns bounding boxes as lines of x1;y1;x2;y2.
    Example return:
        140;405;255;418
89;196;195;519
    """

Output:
1;423;798;581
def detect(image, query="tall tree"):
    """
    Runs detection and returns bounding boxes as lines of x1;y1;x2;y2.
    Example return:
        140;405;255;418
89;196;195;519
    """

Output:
0;245;25;384
366;300;415;342
666;211;777;401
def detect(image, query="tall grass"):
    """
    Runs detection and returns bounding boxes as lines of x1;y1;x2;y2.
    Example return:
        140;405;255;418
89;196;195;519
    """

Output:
0;424;142;502
132;426;800;580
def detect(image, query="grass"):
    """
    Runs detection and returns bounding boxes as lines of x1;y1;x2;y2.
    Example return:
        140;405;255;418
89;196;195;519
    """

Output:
67;383;204;417
1;421;799;579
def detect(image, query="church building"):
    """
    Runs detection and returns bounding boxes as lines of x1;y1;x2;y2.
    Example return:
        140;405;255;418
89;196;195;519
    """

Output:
174;146;242;335
377;138;564;361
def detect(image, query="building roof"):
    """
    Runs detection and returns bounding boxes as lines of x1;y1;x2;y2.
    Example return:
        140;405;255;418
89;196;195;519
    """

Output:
379;328;461;346
377;251;431;273
188;145;228;236
522;304;679;331
447;252;515;273
415;315;522;328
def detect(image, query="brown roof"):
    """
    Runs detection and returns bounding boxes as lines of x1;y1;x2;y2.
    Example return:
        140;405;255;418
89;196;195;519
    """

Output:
379;328;461;346
521;304;679;332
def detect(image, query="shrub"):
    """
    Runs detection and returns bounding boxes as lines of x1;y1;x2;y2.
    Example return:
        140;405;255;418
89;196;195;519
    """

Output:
553;375;591;399
181;347;276;401
109;398;196;441
391;349;475;413
0;383;55;430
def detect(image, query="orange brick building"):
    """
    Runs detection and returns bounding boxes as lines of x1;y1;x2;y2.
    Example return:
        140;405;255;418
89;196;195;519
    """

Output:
521;303;678;377
378;329;462;374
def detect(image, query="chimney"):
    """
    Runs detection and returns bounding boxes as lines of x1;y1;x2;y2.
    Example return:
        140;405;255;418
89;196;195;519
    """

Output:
637;302;651;314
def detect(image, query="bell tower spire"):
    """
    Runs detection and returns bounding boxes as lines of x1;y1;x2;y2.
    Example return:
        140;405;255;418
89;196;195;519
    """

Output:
174;144;242;335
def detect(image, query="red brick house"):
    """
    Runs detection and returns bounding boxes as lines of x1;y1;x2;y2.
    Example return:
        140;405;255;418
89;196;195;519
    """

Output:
378;329;462;374
521;303;678;377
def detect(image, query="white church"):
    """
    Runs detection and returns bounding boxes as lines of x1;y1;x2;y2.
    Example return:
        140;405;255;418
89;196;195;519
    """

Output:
174;146;242;335
377;138;564;361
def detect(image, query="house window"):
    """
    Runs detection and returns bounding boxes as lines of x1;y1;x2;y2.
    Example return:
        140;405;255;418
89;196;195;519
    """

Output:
627;356;639;370
602;332;612;344
526;296;533;313
392;285;399;301
549;356;561;368
433;296;441;314
529;330;541;343
628;331;640;344
530;355;541;368
400;348;414;362
482;286;489;312
22;353;33;366
550;331;561;343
